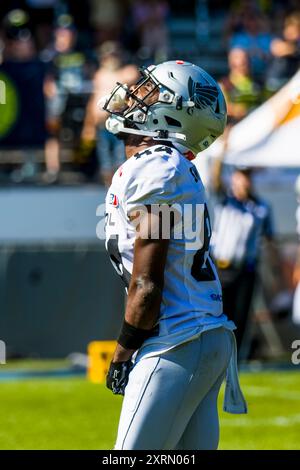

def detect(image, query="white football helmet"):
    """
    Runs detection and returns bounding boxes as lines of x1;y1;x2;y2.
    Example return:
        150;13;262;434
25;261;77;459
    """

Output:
101;60;227;154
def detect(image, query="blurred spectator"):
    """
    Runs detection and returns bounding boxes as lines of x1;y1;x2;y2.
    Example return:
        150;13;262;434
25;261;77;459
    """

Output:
292;174;300;325
2;9;36;62
266;11;300;93
229;11;273;81
219;47;262;124
131;0;169;63
25;0;58;50
81;41;139;186
225;0;272;38
89;0;124;45
43;15;87;182
210;161;282;356
3;31;36;63
1;0;298;187
1;8;46;183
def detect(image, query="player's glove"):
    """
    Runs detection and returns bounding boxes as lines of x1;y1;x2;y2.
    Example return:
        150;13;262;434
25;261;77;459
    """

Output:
106;360;133;395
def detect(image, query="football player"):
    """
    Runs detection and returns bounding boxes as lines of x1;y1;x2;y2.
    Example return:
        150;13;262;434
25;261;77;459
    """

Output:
101;60;247;450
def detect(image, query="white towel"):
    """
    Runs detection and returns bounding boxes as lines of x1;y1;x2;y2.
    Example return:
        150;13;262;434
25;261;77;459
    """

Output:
223;333;248;414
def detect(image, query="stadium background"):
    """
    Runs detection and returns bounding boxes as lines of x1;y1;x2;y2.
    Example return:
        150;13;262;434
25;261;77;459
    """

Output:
0;0;300;450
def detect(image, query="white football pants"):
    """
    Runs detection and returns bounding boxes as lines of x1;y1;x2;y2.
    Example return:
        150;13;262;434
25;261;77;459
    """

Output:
114;327;233;450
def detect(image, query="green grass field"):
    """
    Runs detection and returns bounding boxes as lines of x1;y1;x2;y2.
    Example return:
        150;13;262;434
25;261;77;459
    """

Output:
0;371;299;450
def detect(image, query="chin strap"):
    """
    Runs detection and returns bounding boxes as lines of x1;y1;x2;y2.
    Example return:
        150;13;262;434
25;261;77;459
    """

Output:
106;116;187;142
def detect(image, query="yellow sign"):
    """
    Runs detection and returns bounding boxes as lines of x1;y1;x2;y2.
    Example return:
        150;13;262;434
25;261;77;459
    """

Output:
87;340;116;384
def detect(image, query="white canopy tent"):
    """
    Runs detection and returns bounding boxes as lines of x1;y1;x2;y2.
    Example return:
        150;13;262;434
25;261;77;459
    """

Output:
196;69;300;175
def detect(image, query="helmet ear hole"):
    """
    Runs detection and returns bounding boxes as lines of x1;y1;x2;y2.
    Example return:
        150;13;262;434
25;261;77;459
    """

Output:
164;116;182;127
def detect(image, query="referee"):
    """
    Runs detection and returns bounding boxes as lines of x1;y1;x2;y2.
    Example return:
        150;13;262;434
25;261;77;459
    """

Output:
211;160;281;355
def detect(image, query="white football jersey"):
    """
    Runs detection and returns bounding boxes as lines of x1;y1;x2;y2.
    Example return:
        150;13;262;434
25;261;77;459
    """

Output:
105;145;234;359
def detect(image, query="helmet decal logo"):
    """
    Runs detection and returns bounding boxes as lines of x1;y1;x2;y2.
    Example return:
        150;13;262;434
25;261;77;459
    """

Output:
188;77;218;110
